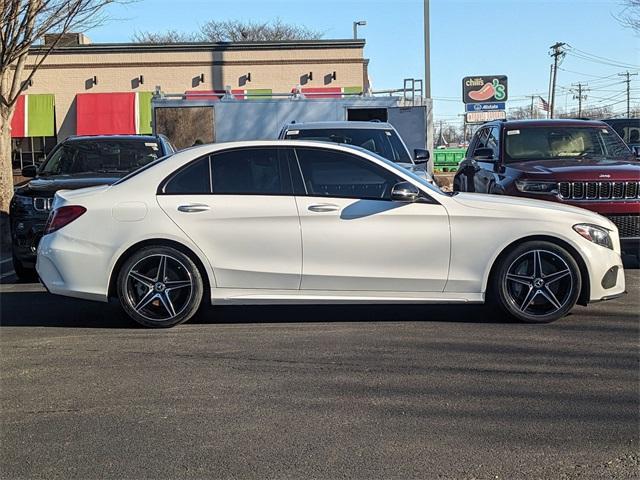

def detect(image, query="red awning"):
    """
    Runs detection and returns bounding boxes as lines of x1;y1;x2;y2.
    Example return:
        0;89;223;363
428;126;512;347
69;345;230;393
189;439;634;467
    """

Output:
298;87;343;98
10;95;26;137
76;92;136;135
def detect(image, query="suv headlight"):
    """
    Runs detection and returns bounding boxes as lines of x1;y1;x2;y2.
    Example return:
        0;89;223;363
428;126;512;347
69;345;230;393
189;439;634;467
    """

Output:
11;194;33;210
515;180;558;194
573;224;613;250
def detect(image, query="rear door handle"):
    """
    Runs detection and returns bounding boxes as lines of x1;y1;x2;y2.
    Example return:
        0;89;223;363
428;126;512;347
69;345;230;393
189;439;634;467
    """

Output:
177;204;210;213
308;203;340;213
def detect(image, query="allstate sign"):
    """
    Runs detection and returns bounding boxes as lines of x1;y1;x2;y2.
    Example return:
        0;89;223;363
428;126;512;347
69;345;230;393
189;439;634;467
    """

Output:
465;103;506;112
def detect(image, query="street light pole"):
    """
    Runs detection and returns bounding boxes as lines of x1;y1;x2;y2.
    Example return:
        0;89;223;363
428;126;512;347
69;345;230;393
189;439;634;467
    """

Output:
424;0;433;170
353;20;367;39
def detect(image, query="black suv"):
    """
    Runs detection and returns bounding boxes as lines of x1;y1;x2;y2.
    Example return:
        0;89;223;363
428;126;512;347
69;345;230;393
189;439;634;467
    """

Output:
10;135;175;279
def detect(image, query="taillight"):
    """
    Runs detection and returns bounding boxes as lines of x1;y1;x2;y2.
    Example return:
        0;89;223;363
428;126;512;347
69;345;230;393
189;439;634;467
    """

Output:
44;206;86;235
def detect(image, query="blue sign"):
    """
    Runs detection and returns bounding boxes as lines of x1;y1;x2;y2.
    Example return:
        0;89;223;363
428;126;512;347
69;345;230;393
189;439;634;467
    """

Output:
465;102;506;112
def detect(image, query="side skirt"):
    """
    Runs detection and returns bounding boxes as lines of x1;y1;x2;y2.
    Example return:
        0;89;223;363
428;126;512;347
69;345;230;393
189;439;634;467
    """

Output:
211;289;485;305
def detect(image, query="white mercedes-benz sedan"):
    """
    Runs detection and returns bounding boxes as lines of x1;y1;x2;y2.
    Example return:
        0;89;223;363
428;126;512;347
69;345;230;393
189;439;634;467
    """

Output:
37;140;625;328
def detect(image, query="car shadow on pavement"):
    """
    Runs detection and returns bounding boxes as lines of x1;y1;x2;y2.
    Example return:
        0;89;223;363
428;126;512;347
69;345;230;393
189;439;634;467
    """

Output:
0;290;516;328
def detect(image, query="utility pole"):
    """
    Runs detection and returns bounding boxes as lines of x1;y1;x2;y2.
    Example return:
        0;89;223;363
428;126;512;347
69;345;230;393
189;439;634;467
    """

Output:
549;42;566;119
529;95;536;119
619;71;638;118
571;82;589;117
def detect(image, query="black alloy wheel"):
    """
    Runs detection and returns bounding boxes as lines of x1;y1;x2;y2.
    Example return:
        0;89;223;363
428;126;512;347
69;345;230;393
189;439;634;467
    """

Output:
492;241;581;323
117;246;204;328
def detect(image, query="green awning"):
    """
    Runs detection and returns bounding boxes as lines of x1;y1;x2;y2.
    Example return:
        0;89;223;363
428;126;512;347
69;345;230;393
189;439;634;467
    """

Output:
137;91;153;134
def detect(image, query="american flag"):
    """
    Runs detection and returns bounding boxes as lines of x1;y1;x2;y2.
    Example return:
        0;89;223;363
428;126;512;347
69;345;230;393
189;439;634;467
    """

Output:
538;96;550;111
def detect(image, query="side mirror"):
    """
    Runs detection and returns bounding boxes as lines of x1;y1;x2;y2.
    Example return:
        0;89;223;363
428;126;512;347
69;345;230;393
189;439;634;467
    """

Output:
391;181;421;202
414;148;430;164
21;165;37;178
473;147;496;161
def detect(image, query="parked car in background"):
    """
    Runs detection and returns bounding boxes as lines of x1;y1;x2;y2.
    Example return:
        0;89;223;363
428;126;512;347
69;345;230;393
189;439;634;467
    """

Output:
602;118;640;152
37;140;624;328
453;119;640;253
278;121;434;184
10;134;175;279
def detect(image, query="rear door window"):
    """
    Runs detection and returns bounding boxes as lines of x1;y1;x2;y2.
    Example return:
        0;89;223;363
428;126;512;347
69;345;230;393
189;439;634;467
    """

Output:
211;148;293;195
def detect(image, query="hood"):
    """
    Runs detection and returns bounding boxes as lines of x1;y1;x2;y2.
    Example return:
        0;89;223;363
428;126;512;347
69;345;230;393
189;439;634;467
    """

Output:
15;173;122;197
397;162;432;181
507;157;640;181
452;192;612;228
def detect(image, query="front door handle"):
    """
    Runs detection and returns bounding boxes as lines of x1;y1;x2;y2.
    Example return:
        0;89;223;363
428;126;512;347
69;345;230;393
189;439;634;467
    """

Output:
177;203;210;213
308;203;340;213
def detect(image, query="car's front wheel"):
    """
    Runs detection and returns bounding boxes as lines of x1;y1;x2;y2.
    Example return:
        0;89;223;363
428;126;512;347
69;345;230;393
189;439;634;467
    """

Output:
117;246;204;328
491;241;581;323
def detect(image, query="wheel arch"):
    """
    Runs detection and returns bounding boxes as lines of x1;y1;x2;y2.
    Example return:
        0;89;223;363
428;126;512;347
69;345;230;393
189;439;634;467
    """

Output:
108;238;213;300
485;235;591;306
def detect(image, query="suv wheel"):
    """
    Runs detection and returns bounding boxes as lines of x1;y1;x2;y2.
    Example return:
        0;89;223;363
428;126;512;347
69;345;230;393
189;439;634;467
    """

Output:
12;253;37;281
491;241;581;323
117;246;204;328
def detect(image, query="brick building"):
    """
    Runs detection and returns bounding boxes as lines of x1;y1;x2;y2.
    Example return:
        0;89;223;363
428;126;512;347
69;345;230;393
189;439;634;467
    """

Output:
11;35;369;164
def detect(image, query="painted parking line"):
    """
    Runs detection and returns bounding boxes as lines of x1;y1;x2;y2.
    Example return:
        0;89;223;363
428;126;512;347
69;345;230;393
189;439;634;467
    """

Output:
0;270;16;280
0;257;12;265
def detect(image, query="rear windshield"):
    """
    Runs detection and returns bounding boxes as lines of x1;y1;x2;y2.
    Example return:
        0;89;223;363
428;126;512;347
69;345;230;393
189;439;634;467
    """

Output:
504;126;632;163
39;139;164;176
285;128;412;163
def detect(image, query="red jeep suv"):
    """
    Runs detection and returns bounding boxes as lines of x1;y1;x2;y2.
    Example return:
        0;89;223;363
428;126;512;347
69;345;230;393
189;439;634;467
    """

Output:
453;119;640;252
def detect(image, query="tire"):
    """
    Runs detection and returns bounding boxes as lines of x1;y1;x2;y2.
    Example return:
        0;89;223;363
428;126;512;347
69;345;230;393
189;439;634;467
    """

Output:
117;246;204;328
452;175;462;192
12;253;37;282
490;241;581;323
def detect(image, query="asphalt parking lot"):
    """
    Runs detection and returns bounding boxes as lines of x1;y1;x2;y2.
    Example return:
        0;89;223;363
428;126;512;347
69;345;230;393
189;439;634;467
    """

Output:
1;257;639;479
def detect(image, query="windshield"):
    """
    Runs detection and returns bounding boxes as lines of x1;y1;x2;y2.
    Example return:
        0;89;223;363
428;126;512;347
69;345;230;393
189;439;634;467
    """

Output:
504;126;632;163
605;120;640;145
285;128;412;163
39;140;163;175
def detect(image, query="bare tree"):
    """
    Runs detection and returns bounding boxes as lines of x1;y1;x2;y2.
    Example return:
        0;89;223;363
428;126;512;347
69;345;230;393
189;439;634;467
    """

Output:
131;29;200;43
0;0;120;245
133;18;323;44
615;0;640;32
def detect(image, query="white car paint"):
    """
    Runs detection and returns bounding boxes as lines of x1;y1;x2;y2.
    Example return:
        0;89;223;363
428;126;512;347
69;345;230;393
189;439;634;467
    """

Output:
37;140;625;310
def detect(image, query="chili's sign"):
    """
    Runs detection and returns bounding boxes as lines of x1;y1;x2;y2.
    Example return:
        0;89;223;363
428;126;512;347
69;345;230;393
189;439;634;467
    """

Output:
462;76;508;104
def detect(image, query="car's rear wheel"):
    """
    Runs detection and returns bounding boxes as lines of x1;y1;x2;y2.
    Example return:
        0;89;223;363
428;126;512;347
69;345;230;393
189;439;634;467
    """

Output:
491;241;581;323
117;246;204;328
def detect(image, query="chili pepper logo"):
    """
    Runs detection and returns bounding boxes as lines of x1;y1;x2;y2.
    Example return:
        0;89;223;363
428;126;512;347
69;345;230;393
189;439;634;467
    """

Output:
468;78;506;102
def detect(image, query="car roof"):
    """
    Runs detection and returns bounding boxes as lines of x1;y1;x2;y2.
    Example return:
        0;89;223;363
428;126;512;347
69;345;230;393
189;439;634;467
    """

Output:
64;134;162;143
602;118;640;124
493;119;610;129
283;121;395;130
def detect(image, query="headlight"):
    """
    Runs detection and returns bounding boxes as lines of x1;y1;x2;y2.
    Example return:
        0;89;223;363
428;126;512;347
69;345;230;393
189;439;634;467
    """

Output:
515;180;558;194
573;224;613;250
11;194;33;209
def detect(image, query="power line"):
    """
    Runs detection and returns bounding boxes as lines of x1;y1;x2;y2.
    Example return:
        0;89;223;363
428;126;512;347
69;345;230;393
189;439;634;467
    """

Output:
566;46;640;69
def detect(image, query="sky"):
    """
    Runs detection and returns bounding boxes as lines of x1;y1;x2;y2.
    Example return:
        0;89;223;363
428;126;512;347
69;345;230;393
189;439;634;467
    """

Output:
87;0;639;124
